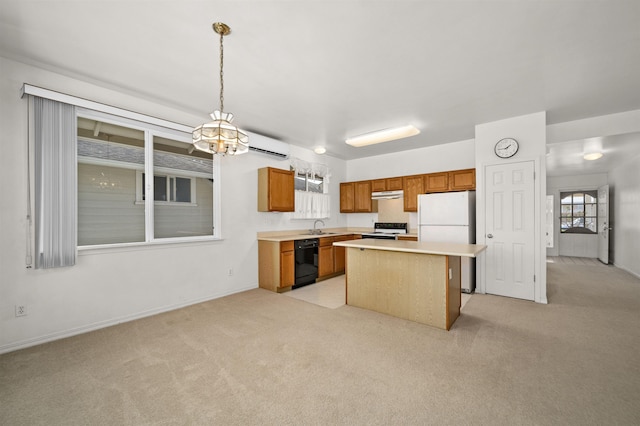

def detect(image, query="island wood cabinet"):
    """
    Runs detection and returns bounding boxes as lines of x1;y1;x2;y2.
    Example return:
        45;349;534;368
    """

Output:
258;167;295;212
258;240;295;292
340;181;377;213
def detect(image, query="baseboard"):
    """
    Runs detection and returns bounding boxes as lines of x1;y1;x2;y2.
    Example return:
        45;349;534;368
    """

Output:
614;263;640;280
0;284;258;355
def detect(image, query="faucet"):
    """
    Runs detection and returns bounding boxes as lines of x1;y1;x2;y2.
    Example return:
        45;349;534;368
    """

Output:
312;219;325;234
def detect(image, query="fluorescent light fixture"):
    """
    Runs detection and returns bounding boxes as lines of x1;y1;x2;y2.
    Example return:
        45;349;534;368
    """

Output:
583;152;603;161
314;146;327;154
345;125;420;147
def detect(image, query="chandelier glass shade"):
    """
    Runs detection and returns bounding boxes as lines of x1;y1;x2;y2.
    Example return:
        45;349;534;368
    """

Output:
192;111;249;155
192;22;249;156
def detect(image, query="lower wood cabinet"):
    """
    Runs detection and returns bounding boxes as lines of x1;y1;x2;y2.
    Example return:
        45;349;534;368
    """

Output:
258;240;295;292
259;234;361;291
397;235;418;241
318;244;335;278
319;234;356;279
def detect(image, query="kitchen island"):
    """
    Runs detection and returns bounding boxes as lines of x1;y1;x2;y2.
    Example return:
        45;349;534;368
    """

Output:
333;239;486;330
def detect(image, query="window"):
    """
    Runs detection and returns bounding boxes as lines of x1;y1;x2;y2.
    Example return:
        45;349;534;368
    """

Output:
77;110;218;246
293;171;324;193
139;174;195;204
560;191;597;233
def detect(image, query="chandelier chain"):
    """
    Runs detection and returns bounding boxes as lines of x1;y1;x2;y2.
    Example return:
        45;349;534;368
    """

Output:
219;28;224;113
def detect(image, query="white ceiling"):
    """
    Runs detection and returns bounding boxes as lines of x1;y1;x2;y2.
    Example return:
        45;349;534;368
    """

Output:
1;1;639;174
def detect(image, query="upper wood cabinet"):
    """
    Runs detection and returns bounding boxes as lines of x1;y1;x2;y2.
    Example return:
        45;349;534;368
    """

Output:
424;172;449;193
340;182;355;213
371;179;386;192
354;181;375;212
403;175;424;212
340;181;377;213
340;168;475;213
371;177;403;192
258;167;294;212
448;168;476;191
386;177;404;191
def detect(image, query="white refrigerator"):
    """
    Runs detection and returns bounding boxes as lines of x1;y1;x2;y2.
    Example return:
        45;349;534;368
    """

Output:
418;191;476;293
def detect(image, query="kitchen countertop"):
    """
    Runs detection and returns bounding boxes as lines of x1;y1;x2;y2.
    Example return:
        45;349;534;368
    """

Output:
333;238;486;258
258;228;419;242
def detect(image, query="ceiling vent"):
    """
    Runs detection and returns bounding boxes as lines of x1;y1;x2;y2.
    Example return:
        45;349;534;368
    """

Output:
247;131;290;159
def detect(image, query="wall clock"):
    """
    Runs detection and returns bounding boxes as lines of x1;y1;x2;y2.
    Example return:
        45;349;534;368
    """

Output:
494;138;519;158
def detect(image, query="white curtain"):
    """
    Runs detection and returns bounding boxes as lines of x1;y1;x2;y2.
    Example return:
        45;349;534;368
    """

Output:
34;97;77;268
293;191;330;219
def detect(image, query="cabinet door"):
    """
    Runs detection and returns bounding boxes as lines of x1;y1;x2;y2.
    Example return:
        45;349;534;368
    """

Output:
340;182;355;213
318;245;334;277
403;175;424;212
258;167;294;212
333;235;353;273
449;169;476;191
396;235;418;241
386;177;404;191
424;172;449;193
280;250;295;287
371;179;386;192
354;181;374;212
268;168;295;211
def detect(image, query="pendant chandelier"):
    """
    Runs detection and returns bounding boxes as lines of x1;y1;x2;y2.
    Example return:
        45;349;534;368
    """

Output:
192;22;249;155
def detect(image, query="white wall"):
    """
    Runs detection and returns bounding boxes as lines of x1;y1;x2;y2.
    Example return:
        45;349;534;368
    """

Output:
345;139;476;229
608;152;640;278
546;173;607;258
0;57;346;353
475;112;547;304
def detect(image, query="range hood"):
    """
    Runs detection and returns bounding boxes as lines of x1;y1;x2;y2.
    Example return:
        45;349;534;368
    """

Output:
372;190;404;200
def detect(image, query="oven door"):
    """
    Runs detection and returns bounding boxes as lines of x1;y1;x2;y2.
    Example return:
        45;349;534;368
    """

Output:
361;233;397;240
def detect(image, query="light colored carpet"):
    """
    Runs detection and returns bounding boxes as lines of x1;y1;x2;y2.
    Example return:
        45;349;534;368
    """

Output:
1;262;639;425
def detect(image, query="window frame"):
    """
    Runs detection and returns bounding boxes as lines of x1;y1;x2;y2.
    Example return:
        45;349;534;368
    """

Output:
560;190;598;234
136;172;198;206
76;108;221;249
293;170;325;194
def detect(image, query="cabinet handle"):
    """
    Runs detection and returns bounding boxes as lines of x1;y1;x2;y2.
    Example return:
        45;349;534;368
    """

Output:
487;234;494;239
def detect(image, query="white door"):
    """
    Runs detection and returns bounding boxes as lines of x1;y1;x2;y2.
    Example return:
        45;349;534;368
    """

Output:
485;161;535;301
597;185;610;264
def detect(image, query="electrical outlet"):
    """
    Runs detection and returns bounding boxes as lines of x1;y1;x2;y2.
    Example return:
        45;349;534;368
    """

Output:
15;305;27;317
228;268;233;276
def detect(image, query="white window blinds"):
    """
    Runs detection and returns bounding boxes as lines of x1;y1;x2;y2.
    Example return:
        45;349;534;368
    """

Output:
33;97;77;268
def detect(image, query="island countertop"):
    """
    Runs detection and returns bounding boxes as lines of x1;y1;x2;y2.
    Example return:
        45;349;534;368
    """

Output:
333;238;486;258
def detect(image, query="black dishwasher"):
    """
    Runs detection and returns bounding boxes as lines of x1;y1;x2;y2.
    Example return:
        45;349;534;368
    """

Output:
293;239;319;289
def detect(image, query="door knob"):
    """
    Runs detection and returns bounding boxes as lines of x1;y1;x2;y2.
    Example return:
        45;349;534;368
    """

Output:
487;234;494;239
